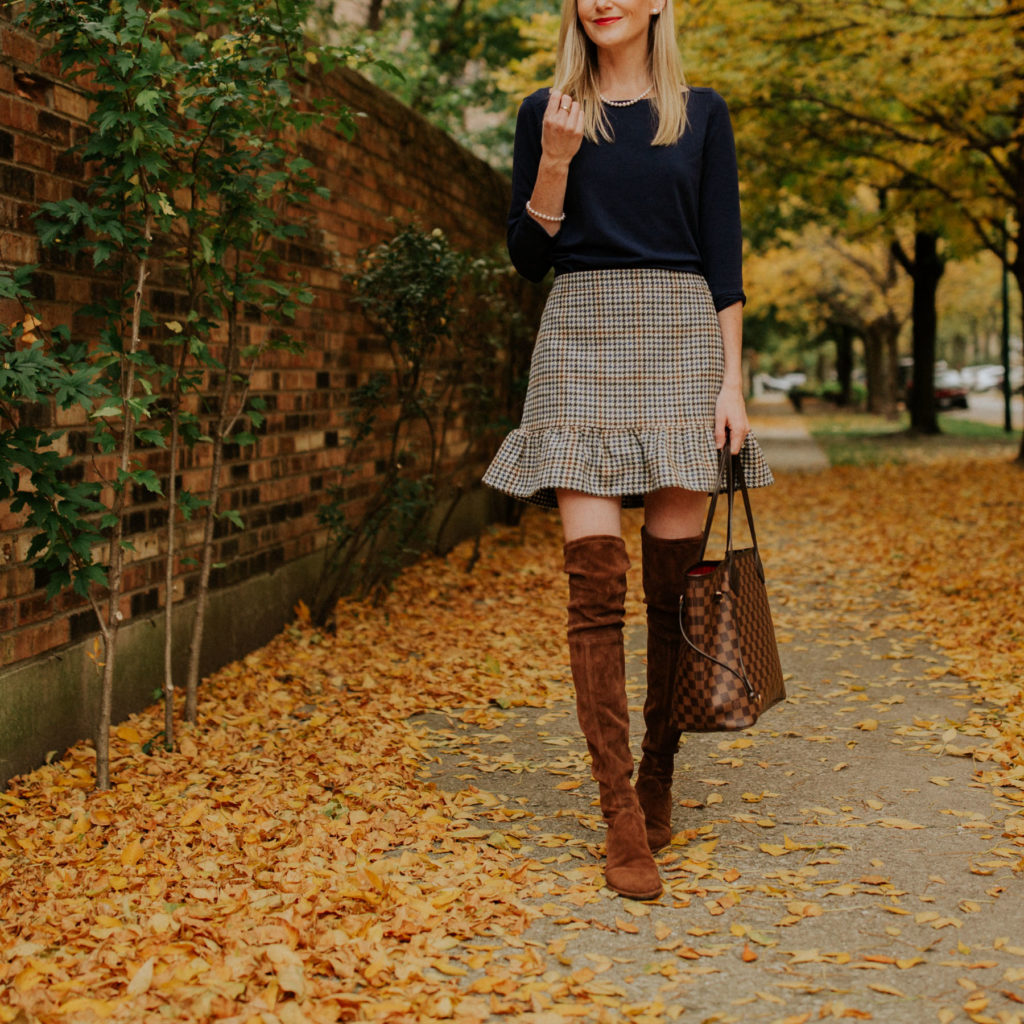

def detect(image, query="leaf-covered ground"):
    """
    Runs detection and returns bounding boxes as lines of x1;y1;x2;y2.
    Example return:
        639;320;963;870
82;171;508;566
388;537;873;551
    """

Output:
1;415;1022;1024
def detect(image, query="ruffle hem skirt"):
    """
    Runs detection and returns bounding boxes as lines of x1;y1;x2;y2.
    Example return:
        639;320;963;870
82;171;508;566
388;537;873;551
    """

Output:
483;268;774;509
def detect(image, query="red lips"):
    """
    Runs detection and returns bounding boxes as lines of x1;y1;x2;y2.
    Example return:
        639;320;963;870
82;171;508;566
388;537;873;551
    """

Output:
594;16;622;24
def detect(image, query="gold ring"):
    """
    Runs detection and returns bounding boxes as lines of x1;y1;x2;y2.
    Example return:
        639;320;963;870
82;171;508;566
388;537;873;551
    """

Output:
561;98;572;110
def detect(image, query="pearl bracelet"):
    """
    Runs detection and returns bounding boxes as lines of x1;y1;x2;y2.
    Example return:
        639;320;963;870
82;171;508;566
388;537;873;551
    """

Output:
526;200;566;223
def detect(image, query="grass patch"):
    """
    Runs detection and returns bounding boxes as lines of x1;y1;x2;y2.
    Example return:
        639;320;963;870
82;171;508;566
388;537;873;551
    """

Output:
940;417;1016;440
808;410;1019;467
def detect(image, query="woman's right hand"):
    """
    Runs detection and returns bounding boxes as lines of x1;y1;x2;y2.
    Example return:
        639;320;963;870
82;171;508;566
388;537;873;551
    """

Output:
526;90;583;235
541;89;584;166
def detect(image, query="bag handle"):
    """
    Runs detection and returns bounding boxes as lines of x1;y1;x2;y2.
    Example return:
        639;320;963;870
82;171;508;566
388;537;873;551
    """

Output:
694;439;765;584
694;443;730;563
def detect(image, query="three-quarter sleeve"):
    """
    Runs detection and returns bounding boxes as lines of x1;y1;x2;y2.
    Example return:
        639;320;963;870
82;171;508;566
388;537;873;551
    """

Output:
699;93;746;311
507;93;557;282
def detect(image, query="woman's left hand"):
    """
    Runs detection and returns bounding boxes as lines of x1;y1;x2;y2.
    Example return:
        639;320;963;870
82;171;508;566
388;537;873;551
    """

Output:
715;385;750;455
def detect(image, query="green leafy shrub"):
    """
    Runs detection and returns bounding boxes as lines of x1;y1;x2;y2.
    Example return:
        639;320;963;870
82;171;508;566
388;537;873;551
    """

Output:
313;225;531;618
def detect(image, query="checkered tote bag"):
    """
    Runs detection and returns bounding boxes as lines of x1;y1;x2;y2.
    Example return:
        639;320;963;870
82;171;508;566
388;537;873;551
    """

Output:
672;448;786;731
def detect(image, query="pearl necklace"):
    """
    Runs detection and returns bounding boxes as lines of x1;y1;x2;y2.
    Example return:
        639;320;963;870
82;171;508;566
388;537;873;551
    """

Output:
599;84;653;107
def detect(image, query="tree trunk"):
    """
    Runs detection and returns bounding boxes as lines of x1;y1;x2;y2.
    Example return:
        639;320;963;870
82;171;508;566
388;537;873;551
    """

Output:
862;322;899;418
163;410;179;749
863;327;885;414
894;230;945;435
1017;295;1024;465
365;0;386;30
96;245;149;789
834;324;854;407
883;320;900;421
184;427;224;722
1009;242;1024;462
185;308;239;722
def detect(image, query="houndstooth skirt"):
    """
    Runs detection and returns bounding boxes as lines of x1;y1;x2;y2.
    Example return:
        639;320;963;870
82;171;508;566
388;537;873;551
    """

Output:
483;268;774;509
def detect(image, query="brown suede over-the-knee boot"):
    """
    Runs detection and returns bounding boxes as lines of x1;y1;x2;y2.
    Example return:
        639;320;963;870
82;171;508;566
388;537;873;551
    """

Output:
564;534;661;901
636;528;703;851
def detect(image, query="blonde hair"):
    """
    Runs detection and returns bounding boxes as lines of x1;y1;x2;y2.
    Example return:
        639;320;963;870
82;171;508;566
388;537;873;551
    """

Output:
552;0;688;146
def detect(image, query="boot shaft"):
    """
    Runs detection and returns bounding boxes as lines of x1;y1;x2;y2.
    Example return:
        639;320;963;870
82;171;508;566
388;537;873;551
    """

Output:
638;528;702;779
563;533;663;897
563;534;634;817
564;533;630;637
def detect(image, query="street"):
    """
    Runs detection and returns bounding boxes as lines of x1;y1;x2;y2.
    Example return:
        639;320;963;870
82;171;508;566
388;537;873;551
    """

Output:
946;389;1023;430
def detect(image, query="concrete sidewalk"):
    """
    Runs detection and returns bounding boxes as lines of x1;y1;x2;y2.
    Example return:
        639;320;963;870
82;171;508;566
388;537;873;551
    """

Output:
748;394;831;473
420;637;1021;1022
416;423;1024;1024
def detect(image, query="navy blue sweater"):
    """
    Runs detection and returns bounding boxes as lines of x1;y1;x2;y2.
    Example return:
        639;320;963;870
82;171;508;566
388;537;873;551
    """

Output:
507;86;745;311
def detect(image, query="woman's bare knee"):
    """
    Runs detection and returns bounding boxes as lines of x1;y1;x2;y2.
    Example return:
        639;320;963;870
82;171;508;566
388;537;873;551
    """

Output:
643;488;707;539
556;491;622;543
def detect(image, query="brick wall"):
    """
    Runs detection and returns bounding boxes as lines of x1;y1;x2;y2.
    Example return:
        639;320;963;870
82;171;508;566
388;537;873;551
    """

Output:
0;13;520;671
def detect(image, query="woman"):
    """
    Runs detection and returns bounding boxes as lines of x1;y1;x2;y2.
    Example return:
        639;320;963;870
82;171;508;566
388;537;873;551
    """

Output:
484;0;773;900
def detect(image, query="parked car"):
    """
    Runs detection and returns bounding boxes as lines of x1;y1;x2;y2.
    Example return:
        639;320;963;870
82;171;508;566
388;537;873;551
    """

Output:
960;364;1005;392
934;370;970;409
906;368;969;410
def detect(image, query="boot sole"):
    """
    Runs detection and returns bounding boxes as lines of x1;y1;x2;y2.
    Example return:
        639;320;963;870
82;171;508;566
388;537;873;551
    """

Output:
608;881;663;901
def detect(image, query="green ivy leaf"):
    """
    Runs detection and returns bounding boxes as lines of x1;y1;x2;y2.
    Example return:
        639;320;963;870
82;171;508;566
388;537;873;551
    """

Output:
220;509;244;530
